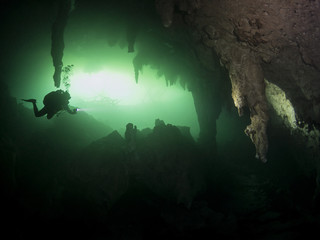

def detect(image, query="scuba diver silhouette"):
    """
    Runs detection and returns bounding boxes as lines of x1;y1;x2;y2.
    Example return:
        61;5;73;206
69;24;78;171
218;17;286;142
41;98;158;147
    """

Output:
22;90;77;119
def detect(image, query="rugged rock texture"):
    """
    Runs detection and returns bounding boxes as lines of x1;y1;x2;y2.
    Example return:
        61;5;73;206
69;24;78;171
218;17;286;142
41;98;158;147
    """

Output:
155;0;320;161
265;79;297;130
135;122;206;208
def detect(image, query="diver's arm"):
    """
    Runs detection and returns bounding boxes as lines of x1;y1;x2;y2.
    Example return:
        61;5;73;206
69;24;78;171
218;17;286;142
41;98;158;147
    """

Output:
64;105;77;114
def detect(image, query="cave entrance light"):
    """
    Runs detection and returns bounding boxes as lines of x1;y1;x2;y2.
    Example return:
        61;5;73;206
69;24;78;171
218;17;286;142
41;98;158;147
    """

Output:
67;66;200;138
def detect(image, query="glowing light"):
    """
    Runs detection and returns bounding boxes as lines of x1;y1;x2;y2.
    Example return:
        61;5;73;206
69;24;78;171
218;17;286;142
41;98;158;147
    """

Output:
66;67;200;138
68;68;189;106
69;70;144;105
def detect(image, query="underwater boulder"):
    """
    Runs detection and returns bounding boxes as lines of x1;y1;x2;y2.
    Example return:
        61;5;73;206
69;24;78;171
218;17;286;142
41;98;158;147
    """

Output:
70;130;129;214
135;122;206;208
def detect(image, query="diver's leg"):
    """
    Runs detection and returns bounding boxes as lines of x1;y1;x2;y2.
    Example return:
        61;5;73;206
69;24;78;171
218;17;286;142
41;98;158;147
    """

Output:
21;99;47;117
35;107;47;117
31;102;47;117
21;99;36;103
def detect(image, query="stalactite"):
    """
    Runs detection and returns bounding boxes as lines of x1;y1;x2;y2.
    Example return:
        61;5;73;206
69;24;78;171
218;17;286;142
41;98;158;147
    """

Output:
228;47;269;162
51;0;74;88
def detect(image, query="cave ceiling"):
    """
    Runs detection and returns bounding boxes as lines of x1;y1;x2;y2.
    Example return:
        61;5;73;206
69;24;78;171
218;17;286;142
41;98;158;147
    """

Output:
156;0;320;121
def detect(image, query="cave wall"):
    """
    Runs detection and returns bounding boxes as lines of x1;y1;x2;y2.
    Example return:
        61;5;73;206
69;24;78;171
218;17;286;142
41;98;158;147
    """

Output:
155;0;320;161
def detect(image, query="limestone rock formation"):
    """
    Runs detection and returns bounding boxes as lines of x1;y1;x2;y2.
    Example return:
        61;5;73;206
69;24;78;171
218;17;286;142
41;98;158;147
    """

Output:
136;122;206;208
155;0;320;161
69;123;205;211
51;0;74;88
